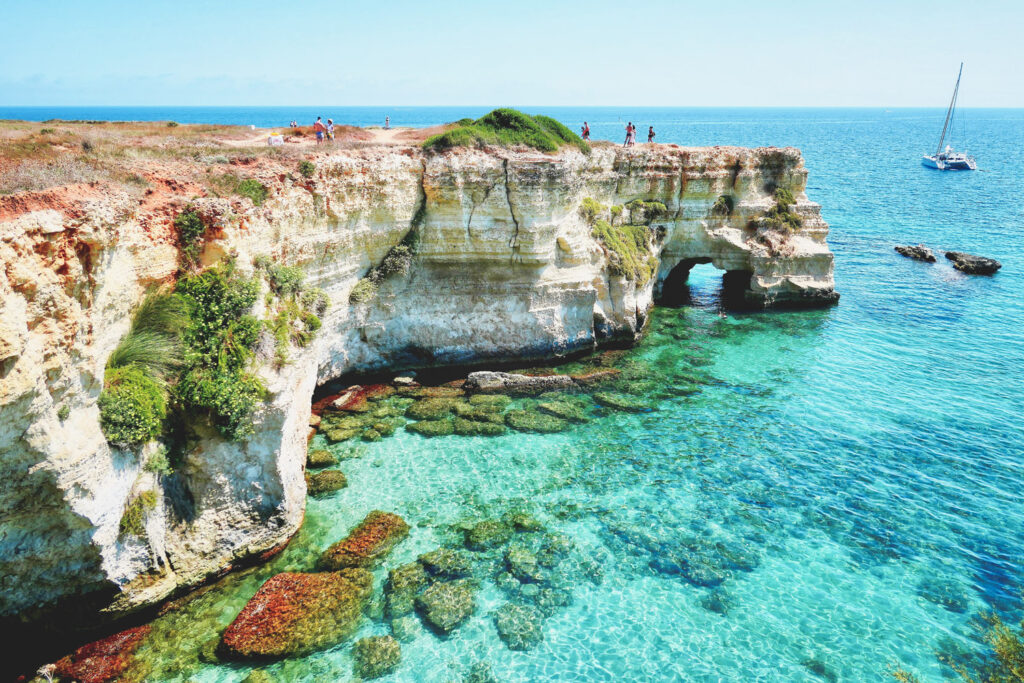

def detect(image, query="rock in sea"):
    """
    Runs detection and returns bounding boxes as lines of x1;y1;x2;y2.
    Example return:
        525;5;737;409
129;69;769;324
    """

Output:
305;469;347;495
220;569;372;658
53;625;151;683
894;244;936;262
464;371;575;395
353;635;402;679
493;603;545;650
945;251;1002;275
416;579;477;633
320;510;410;569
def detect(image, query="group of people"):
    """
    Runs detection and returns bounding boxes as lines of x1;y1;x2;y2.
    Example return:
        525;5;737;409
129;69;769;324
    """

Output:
312;116;336;144
579;121;656;146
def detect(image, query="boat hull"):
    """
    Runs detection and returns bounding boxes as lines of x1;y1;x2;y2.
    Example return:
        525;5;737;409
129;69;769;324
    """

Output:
922;155;977;171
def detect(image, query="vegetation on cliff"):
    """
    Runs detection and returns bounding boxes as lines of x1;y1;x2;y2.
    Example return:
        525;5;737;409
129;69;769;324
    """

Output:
423;108;590;154
350;232;417;304
580;198;662;284
755;188;803;232
255;256;328;366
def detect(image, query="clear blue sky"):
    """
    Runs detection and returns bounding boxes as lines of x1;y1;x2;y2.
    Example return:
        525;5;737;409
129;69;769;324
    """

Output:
1;0;1020;106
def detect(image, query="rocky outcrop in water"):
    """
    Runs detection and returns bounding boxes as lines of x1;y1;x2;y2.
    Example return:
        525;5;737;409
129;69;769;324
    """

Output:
0;142;836;625
945;251;1002;275
895;245;936;262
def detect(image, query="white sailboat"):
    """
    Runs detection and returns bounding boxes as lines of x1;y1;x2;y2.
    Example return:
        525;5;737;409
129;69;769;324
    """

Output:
922;63;976;171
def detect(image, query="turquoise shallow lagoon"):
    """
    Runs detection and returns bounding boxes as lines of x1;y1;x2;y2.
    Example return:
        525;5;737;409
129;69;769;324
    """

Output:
107;108;1023;681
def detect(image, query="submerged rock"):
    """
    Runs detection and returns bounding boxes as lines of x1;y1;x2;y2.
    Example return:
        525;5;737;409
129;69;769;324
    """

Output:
504;511;544;532
894;244;936;262
406;397;463;420
504;409;569;433
453;417;507;436
306;448;338;468
416;579;477;633
464;371;575;395
506;546;543;583
593;392;654;413
305;469;348;495
53;625;151;683
385;562;429;617
537;400;588;423
465;520;513;551
945;251;1002;275
469;394;512;410
390;615;423;642
493;603;544;650
220;569;372;658
353;635;401;679
419;547;473;578
407;419;455;437
320;511;410;569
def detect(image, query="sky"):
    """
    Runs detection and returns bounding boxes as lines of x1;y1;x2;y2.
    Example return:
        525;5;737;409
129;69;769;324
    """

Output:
1;0;1021;107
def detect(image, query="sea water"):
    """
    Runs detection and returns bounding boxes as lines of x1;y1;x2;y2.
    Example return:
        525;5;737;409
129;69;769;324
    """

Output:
14;108;1021;681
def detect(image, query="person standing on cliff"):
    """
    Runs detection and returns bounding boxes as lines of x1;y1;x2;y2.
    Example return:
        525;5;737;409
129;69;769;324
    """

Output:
326;118;335;142
385;115;390;130
581;121;590;140
624;122;633;147
313;117;326;145
648;126;655;143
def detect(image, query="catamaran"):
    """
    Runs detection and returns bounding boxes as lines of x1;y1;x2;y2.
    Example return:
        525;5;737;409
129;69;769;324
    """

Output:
922;63;976;171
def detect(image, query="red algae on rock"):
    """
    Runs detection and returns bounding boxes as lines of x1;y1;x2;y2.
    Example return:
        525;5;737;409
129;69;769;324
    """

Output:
319;511;410;570
220;569;372;659
53;625;151;683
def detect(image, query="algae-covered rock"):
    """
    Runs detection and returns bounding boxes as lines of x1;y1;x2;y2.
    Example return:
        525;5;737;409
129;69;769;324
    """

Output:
361;428;382;442
416;580;476;633
468;394;512;410
307;449;338;468
453;403;506;422
407;419;455;437
536;587;573;616
242;671;276;683
53;625;151;683
506;546;543;583
320;511;410;569
504;511;544;532
493;603;544;650
465;520;513;551
593;392;654;413
406;397;462;420
198;636;222;663
418;547;473;579
324;427;360;443
504;409;569;433
537;400;588;423
353;635;401;679
220;570;372;658
453;417;507;437
464;661;499;683
385;562;429;617
390;615;422;643
305;469;348;496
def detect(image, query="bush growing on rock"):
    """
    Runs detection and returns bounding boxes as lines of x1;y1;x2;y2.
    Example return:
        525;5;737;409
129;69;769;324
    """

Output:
349;277;377;304
99;366;168;447
712;194;735;217
423;108;590;155
755;187;803;233
236;178;268;206
590;220;659;284
174;209;207;266
119;490;158;538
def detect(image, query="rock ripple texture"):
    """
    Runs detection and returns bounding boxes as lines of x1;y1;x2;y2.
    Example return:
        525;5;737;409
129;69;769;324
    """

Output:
0;144;836;621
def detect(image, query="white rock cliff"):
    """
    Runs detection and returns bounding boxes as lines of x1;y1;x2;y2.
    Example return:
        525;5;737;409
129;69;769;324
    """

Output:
0;143;836;623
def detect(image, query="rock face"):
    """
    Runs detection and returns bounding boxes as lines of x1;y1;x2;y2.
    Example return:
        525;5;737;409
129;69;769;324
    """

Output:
463;371;575;395
895;245;936;262
945;251;1002;275
220;569;372;659
0;143;837;624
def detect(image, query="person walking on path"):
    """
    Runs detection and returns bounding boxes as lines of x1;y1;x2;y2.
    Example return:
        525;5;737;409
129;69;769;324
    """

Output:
313;116;326;145
385;115;390;130
647;126;655;143
327;118;335;142
624;122;633;147
581;121;590;140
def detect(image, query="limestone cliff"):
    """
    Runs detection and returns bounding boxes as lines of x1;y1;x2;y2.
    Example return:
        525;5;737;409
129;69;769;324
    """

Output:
0;142;836;624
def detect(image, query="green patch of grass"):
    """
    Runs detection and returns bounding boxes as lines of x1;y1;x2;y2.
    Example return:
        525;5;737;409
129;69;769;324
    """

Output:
755;187;802;232
99;365;168;448
119;490;158;538
423;108;590;154
580;198;606;225
298;160;316;178
206;174;269;206
236;178;268;206
712;194;734;217
174;208;207;267
625;200;668;225
591;220;658;284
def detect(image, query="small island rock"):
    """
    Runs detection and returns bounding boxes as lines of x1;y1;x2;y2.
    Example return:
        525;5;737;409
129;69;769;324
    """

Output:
945;251;1002;275
895;245;936;262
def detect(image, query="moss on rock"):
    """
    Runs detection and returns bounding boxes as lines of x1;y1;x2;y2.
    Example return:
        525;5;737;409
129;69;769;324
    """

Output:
465;520;513;551
415;580;477;633
406;397;463;420
305;469;348;496
593;392;655;413
407;419;455;437
320;511;410;569
307;449;338;468
505;409;569;433
353;636;401;679
453;417;507;437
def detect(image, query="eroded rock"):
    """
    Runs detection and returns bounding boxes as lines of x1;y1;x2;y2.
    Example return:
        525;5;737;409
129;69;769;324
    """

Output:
464;371;575;395
353;635;401;679
53;625;151;683
493;603;544;651
945;251;1002;275
416;579;476;633
895;244;936;262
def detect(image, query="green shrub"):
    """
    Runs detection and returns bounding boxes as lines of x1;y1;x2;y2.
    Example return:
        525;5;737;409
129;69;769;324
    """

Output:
711;195;734;217
756;188;802;233
423;108;590;154
144;445;172;475
301;288;329;316
591;220;658;283
298;160;316;178
378;244;412;278
57;404;70;421
166;121;179;128
350;277;378;304
39;128;55;135
236;178;268;206
176;367;265;440
119;490;158;538
580;198;606;225
610;205;623;221
174;209;207;265
99;366;167;447
775;188;795;207
267;265;304;296
625;200;668;225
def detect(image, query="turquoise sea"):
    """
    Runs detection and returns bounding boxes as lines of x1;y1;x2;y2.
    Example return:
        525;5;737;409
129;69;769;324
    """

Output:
11;107;1024;681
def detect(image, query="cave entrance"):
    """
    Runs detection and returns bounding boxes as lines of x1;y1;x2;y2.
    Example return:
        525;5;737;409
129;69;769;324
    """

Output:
658;258;753;310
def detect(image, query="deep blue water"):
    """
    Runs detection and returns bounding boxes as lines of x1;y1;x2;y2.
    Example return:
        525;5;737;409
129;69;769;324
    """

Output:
12;107;1022;681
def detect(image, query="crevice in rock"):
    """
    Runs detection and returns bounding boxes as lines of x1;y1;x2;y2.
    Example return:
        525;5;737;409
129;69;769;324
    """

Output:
502;159;521;261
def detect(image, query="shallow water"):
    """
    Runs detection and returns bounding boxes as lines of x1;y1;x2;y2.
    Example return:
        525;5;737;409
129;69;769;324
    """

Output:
106;108;1024;681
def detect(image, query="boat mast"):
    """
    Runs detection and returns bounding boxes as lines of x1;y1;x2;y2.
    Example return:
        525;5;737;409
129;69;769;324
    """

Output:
935;62;963;155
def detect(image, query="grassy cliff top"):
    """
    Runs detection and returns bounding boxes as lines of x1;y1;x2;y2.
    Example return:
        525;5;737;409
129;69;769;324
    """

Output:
422;109;591;154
